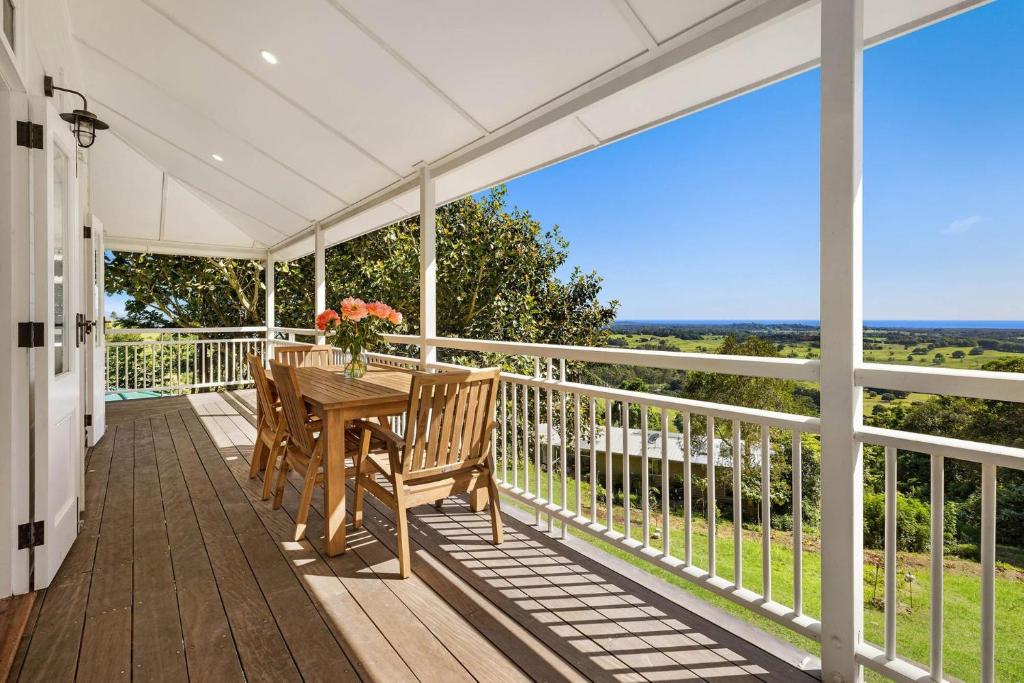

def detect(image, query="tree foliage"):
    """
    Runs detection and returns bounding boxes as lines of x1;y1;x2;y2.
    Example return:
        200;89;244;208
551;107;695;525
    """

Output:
105;253;265;327
273;186;617;354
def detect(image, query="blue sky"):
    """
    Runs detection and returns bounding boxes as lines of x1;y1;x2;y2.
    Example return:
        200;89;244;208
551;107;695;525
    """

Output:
498;1;1024;321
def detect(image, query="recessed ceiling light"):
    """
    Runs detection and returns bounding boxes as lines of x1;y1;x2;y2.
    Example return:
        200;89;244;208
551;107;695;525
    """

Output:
260;50;278;65
211;153;224;162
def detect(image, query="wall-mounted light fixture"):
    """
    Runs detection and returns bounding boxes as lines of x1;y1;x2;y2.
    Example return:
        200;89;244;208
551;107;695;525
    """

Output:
44;75;109;148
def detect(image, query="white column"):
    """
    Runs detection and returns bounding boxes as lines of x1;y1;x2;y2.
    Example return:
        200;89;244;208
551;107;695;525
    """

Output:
819;1;864;682
265;251;275;358
418;166;437;369
314;221;326;344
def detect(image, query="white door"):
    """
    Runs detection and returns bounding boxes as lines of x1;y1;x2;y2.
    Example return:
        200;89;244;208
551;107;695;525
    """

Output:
84;215;105;446
30;97;83;587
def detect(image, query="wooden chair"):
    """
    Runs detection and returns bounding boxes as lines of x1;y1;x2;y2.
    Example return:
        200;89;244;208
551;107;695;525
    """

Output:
270;360;328;541
246;353;288;500
273;344;335;368
352;368;503;578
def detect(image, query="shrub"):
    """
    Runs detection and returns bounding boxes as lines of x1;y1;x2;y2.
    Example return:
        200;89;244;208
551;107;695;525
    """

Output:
864;492;931;552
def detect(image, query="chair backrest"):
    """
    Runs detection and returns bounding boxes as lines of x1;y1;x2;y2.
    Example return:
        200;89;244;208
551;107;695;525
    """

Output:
246;353;278;432
270;360;314;455
401;368;500;479
274;344;334;368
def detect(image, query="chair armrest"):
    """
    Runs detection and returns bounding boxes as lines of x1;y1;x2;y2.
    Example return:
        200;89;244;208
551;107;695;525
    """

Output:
351;419;404;449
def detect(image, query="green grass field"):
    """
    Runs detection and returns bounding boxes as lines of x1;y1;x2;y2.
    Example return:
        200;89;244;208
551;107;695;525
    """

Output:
498;463;1023;682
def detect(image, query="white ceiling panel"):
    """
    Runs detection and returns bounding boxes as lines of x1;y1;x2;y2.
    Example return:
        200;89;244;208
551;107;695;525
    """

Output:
186;185;284;249
67;0;397;204
626;0;742;44
90;133;163;241
96;106;302;239
78;45;341;221
339;0;647;131
144;0;484;174
162;177;261;248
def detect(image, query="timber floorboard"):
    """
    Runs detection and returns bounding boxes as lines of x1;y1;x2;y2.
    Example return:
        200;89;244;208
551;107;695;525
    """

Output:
12;392;818;683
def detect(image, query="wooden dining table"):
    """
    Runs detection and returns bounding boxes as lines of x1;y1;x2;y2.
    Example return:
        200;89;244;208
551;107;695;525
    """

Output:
266;364;413;556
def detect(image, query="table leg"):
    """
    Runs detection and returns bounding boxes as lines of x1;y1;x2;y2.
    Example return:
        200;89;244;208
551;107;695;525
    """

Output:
323;409;347;555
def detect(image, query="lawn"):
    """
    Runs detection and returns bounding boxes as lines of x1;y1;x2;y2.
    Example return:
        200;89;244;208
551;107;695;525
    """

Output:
496;461;1024;683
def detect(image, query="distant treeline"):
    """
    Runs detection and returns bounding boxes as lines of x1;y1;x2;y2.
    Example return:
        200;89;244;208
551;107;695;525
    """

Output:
610;321;1024;352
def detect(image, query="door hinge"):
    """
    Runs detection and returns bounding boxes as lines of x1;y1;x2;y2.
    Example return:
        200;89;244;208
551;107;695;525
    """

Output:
17;321;45;348
84;413;92;427
16;121;44;149
83;225;92;239
17;521;44;549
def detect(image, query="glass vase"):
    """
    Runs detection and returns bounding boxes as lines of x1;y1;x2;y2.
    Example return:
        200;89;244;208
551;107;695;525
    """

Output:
344;347;367;378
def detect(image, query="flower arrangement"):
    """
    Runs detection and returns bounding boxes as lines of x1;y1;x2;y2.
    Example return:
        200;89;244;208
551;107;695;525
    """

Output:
316;298;403;378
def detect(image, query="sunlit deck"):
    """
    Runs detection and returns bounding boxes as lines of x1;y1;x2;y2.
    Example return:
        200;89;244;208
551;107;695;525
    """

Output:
10;392;816;682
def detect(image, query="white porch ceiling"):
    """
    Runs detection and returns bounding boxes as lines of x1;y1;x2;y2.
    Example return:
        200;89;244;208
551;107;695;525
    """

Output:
68;0;984;261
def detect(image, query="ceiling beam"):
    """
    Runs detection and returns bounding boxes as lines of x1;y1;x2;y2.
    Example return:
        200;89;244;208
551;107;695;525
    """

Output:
608;0;659;51
326;0;490;136
105;236;267;260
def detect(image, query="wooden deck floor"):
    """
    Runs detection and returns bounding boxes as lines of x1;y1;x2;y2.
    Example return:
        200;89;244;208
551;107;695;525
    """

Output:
11;392;818;682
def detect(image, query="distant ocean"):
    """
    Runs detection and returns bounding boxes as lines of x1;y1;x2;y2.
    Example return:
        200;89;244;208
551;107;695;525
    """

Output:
616;320;1024;330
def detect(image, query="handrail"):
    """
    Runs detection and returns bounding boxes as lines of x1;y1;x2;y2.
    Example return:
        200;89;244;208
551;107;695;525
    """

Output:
485;369;820;432
427;336;820;381
106;326;268;335
856;425;1024;471
856;362;1024;404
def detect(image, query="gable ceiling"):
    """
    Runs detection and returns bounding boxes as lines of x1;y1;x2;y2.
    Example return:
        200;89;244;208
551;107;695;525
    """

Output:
69;0;984;261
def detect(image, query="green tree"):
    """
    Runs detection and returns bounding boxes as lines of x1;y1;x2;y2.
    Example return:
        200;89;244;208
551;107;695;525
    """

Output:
105;253;265;327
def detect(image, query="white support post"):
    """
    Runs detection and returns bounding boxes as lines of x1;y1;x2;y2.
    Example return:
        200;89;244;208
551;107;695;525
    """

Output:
819;2;865;682
418;166;437;370
265;251;275;360
314;222;326;344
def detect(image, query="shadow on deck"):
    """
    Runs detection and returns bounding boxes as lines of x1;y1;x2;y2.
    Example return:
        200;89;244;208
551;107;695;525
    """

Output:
11;391;819;682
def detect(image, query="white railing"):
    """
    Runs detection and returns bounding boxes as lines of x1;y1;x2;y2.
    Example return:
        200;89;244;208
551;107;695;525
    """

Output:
105;326;1017;680
422;335;1020;683
105;327;268;395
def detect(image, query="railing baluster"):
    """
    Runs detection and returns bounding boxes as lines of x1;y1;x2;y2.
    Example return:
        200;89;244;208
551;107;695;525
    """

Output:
500;380;507;485
574;393;582;519
761;425;771;600
980;463;996;683
930;453;944;681
661;408;670;557
707;415;716;577
546;358;554;532
792;430;803;616
884;446;897;660
559;358;567;537
606;399;613;532
513;383;520;490
623;401;631;541
523;379;529;498
641;407;649;548
589;397;597;525
683;412;692;565
534;357;541;525
732;419;742;589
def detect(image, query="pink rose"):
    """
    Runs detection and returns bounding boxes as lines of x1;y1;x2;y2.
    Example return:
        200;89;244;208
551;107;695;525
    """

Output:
387;309;403;325
340;297;368;322
366;301;392;319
